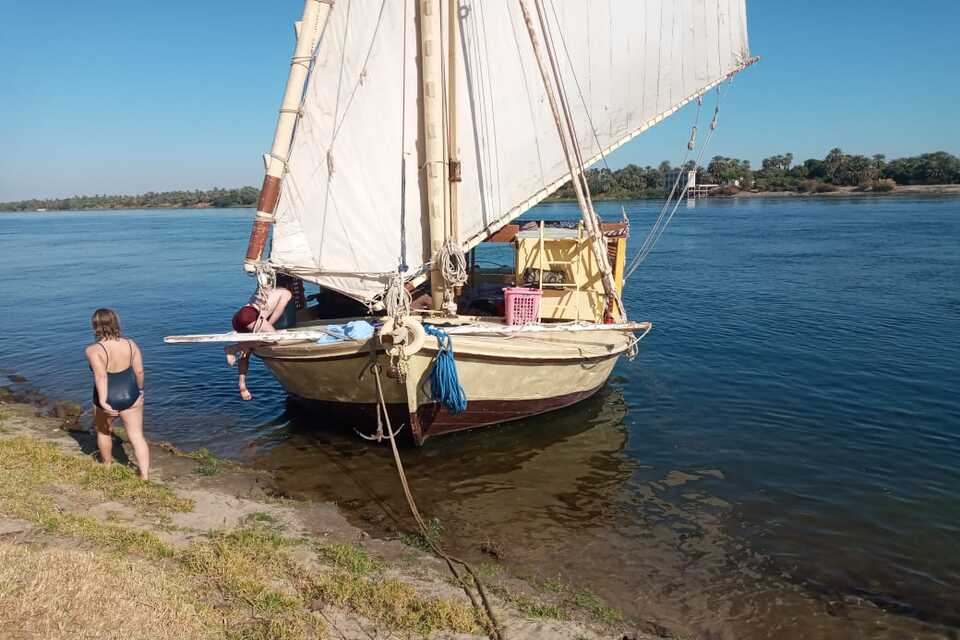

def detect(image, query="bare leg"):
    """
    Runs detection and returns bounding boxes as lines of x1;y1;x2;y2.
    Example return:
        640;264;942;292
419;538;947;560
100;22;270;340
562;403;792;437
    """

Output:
119;402;150;481
94;407;115;466
263;288;293;326
238;350;252;400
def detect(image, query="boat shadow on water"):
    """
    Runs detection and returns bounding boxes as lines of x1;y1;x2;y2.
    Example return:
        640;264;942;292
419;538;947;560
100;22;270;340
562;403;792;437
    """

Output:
250;383;636;531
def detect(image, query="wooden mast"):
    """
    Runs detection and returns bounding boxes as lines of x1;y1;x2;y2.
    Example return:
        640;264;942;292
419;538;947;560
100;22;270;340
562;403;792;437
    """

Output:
419;0;447;311
446;0;461;246
244;0;333;272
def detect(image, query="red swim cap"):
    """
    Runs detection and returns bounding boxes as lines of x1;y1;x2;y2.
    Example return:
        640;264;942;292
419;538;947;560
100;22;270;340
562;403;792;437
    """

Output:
232;305;260;332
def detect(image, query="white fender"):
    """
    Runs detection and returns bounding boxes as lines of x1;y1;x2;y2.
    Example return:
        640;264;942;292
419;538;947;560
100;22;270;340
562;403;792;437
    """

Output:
379;316;426;358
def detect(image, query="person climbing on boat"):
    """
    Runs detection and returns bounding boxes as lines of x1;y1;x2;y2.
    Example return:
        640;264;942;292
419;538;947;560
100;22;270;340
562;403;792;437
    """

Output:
84;308;150;480
224;280;293;400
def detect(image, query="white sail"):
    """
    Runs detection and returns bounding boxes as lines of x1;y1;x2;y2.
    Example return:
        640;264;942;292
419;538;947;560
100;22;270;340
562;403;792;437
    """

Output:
271;1;421;300
270;0;753;301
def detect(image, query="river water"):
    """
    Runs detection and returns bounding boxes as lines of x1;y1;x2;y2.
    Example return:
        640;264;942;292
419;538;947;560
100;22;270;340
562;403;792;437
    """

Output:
1;197;958;639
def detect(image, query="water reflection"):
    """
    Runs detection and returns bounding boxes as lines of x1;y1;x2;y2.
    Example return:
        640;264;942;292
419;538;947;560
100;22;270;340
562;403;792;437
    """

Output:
254;385;635;541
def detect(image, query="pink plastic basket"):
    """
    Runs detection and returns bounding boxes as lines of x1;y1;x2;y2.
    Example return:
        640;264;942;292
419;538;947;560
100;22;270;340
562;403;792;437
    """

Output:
503;287;543;326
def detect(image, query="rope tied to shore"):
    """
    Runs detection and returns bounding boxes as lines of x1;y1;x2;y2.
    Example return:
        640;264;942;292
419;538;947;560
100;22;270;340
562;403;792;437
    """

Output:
423;325;467;415
368;363;504;640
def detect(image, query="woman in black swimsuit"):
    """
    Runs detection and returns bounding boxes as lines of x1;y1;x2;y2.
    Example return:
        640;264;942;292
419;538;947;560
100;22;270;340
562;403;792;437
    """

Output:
84;308;149;480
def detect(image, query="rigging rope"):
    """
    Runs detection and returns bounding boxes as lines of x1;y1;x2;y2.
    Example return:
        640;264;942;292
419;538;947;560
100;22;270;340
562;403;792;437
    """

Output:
544;0;628;217
632;96;703;266
382;272;412;320
438;238;468;316
523;0;624;320
625;86;725;280
438;238;469;288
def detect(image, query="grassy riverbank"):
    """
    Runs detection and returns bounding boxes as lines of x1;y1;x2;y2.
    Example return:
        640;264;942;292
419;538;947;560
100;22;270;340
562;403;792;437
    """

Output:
0;389;653;640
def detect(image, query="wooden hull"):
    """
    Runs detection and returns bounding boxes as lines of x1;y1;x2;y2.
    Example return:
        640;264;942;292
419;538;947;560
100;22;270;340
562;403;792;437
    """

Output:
286;385;605;442
255;323;635;444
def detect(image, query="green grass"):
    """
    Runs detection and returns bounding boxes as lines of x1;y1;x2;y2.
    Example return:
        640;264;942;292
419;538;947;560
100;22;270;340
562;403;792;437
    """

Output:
306;568;478;635
240;511;284;532
507;594;570;620
539;577;569;593
184;527;477;636
222;617;317;640
181;528;303;617
398;516;444;552
486;573;624;625
311;541;477;634
316;542;383;575
0;464;174;560
573;589;622;623
189;447;228;476
39;513;175;558
0;436;191;561
487;583;570;621
0;436;193;513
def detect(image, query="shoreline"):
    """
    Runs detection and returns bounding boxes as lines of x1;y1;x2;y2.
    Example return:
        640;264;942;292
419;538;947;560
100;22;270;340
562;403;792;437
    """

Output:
0;380;659;640
0;203;253;213
4;184;959;213
716;184;960;198
545;183;960;203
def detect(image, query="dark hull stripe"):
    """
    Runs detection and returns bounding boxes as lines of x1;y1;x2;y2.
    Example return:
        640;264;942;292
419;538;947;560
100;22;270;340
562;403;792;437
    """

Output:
288;384;605;444
258;347;626;366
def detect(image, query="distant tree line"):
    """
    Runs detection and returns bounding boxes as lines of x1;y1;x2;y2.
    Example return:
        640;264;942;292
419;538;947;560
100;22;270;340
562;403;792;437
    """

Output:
0;187;259;212
2;150;959;212
551;150;960;199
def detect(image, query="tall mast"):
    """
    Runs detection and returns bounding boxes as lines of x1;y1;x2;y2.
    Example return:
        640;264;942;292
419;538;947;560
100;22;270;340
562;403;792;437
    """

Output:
446;0;461;245
419;0;447;311
244;0;333;272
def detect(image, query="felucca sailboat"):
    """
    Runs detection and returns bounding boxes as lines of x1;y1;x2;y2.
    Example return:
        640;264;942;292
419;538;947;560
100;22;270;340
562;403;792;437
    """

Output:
168;0;755;445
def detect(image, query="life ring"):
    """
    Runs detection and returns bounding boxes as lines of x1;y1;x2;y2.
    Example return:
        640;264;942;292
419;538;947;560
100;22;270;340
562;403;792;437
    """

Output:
378;316;426;358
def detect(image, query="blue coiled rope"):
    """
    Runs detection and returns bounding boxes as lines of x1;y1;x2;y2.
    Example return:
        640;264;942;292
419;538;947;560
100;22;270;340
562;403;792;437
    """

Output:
423;325;467;415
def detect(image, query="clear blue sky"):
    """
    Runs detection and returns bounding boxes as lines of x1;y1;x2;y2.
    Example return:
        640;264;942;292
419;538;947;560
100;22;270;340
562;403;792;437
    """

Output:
0;1;956;201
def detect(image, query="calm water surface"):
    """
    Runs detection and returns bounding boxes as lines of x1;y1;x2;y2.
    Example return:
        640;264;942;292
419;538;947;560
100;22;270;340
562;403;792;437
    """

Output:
1;197;958;639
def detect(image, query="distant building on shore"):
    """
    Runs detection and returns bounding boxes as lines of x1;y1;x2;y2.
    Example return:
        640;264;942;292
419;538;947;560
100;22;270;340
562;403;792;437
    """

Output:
663;169;718;198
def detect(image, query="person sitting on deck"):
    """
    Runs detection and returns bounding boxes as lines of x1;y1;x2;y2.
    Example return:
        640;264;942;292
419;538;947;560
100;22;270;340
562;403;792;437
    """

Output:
224;283;292;401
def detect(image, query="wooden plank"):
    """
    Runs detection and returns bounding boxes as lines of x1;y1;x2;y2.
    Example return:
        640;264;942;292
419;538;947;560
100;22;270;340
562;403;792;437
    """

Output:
439;321;650;336
164;329;353;344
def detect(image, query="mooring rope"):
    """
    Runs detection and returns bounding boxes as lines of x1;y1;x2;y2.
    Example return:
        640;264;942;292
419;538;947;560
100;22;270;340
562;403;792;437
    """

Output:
370;364;505;640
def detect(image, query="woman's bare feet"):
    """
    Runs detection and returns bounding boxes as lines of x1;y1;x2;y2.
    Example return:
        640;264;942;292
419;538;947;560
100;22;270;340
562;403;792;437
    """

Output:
240;387;252;401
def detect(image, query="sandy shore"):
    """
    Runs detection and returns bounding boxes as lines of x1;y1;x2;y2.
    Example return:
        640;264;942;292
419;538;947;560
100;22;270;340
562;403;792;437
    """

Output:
0;382;660;640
